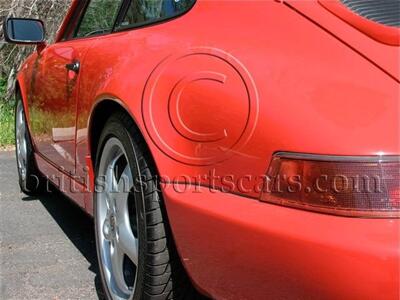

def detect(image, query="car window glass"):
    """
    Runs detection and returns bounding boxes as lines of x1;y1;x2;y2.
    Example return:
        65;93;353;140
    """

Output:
75;0;123;38
117;0;195;29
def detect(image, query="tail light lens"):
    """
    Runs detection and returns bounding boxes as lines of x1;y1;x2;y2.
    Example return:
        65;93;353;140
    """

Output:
261;153;400;218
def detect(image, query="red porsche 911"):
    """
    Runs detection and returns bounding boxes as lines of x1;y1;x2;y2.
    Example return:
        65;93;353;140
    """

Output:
4;0;400;299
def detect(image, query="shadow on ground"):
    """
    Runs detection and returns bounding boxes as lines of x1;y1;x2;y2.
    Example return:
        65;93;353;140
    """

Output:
22;189;106;300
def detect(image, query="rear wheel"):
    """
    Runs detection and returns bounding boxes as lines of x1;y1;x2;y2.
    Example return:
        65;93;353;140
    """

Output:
94;112;202;300
15;93;44;195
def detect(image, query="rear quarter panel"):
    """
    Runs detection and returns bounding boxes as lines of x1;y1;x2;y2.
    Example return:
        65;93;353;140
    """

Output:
73;3;399;296
76;0;399;198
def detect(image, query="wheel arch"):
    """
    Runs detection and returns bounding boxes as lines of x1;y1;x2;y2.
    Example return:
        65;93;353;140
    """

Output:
15;78;29;119
87;98;158;173
14;78;36;150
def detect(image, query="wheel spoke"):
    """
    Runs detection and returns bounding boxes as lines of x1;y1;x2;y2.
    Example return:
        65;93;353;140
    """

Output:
110;242;131;295
20;137;27;162
119;164;134;193
105;161;118;210
97;138;138;299
115;165;133;217
118;221;138;266
115;164;138;265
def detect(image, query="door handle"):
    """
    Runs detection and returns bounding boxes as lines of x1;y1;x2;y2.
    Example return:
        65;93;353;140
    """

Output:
66;61;80;73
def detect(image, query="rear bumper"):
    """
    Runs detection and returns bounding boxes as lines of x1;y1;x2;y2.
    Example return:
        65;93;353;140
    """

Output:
163;184;400;299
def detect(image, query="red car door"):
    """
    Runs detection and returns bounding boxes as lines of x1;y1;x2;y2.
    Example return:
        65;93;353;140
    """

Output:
29;0;124;176
29;41;92;174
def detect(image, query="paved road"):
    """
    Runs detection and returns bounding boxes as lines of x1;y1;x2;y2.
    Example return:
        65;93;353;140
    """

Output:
0;150;104;299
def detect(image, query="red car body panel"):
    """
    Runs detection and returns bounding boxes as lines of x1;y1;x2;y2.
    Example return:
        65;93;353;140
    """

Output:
287;0;400;80
15;0;400;298
29;40;94;174
165;185;400;299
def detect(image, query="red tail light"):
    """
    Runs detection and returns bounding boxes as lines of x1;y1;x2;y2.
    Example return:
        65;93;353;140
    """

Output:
261;153;400;218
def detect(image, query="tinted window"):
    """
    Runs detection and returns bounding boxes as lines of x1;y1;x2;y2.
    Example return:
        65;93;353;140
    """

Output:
117;0;195;29
75;0;123;38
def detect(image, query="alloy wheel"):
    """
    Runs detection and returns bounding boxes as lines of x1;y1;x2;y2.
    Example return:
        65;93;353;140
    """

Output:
96;137;139;300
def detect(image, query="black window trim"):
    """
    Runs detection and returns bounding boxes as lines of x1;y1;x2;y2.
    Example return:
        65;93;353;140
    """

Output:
58;0;197;43
111;0;132;32
112;0;197;34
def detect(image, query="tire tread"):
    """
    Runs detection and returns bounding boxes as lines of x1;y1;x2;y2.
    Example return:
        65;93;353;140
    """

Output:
97;111;206;300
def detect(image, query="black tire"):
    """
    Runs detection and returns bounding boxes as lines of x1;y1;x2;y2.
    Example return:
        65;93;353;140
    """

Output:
15;92;45;195
94;112;204;300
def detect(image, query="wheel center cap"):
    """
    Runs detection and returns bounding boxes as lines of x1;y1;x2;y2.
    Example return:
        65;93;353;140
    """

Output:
103;214;118;240
110;215;116;231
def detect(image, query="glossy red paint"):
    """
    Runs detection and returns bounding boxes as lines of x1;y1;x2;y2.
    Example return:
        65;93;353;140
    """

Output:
164;184;400;300
14;0;400;298
285;0;400;81
28;39;94;173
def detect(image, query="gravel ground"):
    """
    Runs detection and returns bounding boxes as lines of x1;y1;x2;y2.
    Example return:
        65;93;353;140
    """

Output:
0;150;104;299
